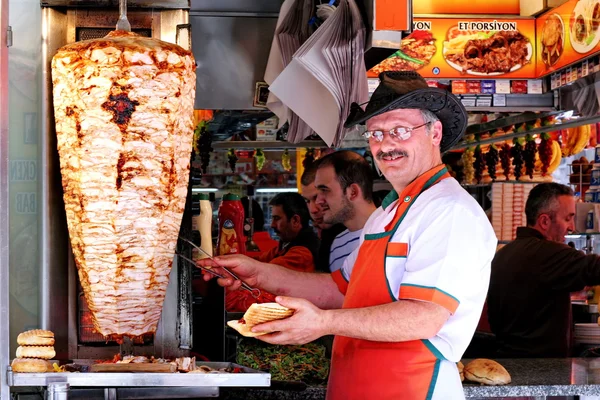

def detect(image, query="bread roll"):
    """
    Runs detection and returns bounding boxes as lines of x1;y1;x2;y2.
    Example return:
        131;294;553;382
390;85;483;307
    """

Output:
11;358;52;373
17;329;55;346
16;346;56;360
227;303;294;337
464;359;511;385
458;361;464;382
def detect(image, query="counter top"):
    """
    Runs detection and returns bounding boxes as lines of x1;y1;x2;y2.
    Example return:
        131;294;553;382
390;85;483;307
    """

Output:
220;358;600;399
463;358;600;398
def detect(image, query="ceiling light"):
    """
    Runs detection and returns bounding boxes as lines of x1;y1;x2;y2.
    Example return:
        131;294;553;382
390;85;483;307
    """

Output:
256;188;298;193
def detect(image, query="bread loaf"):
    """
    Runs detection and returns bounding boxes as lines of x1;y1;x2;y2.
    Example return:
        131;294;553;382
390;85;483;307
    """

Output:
464;359;511;385
17;329;55;346
11;358;52;373
16;346;56;360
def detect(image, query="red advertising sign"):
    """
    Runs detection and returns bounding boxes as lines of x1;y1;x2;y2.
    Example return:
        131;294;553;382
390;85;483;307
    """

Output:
413;0;520;15
375;0;411;31
537;0;600;77
368;18;537;79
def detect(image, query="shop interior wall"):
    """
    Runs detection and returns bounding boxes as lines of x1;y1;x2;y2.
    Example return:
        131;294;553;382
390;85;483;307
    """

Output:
1;0;10;396
7;0;43;356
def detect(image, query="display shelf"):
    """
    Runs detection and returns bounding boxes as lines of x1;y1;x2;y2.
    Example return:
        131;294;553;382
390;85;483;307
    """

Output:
465;107;556;112
212;140;328;150
212;139;369;151
451;114;600;151
566;233;600;238
465;110;562;136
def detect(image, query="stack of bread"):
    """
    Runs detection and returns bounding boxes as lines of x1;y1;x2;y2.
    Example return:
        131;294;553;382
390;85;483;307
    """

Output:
491;182;536;242
11;330;56;373
227;303;294;337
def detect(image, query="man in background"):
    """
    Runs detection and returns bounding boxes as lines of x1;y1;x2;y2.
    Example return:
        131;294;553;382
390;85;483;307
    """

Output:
300;161;345;273
315;150;377;273
259;192;320;271
488;183;600;357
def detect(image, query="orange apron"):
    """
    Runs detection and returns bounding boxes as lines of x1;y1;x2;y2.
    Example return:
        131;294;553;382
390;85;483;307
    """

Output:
327;166;450;400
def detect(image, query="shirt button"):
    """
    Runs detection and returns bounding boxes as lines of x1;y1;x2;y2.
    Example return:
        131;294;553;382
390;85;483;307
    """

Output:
404;196;411;202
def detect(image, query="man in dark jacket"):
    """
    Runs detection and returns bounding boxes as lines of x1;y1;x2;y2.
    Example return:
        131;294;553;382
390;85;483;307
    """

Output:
259;192;320;271
488;182;600;357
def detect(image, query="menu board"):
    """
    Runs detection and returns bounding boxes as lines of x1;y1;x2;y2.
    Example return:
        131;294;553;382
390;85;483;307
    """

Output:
413;0;520;15
368;18;537;79
536;0;600;77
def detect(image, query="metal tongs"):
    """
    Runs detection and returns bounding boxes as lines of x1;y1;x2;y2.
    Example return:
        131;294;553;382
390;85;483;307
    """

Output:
178;236;261;299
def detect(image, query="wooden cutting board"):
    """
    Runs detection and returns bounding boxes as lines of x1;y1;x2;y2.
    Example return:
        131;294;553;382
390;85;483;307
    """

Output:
90;363;176;373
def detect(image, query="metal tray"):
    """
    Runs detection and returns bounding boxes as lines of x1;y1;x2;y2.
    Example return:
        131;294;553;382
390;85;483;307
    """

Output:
7;362;270;388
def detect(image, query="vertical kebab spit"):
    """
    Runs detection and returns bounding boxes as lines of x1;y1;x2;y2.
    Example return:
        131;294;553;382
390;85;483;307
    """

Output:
52;31;196;337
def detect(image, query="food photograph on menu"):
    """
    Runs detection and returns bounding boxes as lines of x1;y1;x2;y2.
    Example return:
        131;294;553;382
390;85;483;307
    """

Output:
442;25;532;75
536;0;600;76
540;13;565;67
369;30;436;75
569;0;600;53
369;18;536;79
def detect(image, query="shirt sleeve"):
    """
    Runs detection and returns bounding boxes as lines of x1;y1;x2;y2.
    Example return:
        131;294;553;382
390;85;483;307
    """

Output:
398;202;497;315
268;246;316;273
258;247;279;263
338;237;361;281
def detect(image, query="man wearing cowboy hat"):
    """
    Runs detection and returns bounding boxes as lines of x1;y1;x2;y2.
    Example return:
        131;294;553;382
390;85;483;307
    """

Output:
198;71;497;399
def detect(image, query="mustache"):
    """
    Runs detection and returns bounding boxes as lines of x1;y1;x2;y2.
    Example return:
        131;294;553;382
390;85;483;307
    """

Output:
376;150;408;160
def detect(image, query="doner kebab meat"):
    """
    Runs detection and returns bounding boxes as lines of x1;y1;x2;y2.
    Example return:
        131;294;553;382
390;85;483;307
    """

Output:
52;31;196;337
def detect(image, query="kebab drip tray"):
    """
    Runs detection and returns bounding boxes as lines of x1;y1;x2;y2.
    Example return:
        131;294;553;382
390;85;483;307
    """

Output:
51;30;196;338
7;361;270;394
7;333;271;394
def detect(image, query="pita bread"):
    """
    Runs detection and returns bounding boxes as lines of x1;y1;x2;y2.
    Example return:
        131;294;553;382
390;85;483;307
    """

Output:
464;359;511;385
227;303;293;337
11;358;52;373
17;329;55;346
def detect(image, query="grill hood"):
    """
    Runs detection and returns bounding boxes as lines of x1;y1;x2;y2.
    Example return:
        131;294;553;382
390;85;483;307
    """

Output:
191;0;410;110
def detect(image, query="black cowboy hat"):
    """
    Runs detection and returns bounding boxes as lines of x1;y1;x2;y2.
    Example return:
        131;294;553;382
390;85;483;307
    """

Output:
344;71;467;153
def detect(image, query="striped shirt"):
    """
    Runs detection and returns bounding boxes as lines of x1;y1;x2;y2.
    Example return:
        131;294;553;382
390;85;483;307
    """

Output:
329;229;362;273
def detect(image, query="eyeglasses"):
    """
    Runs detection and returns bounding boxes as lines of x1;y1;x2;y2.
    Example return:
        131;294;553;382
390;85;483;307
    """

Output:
362;122;431;143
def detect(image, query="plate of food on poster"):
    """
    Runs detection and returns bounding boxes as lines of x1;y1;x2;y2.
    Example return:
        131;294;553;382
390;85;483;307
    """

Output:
540;13;565;67
368;30;436;76
442;26;532;76
569;0;600;53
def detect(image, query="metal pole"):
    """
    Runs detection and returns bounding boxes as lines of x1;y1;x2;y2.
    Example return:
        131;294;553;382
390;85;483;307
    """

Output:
0;0;11;397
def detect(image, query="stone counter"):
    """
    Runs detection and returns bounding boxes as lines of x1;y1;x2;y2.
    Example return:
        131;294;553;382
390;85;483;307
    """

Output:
220;358;600;399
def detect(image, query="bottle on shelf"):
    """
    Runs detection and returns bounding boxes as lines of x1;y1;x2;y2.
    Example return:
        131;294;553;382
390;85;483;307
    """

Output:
217;193;246;255
192;193;213;260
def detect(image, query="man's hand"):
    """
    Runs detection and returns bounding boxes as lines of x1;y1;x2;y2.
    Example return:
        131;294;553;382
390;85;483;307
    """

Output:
252;296;330;345
196;254;262;291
